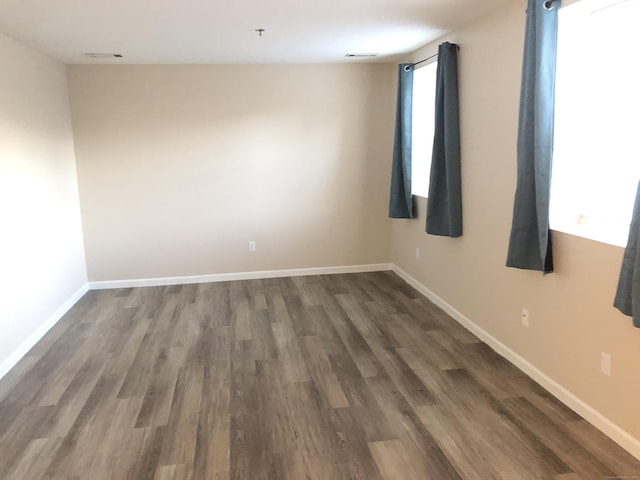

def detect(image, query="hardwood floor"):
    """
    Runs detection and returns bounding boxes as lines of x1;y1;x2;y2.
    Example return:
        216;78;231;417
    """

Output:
0;271;638;479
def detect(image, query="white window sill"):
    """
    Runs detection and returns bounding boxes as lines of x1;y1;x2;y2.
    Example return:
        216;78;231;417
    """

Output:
551;221;629;249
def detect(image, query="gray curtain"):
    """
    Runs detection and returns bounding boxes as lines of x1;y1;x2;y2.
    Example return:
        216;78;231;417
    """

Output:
506;0;559;273
614;181;640;328
426;42;462;237
389;64;414;218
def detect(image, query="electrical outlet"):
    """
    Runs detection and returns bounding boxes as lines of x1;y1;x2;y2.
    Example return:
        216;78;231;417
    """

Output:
248;241;256;252
416;247;420;259
521;308;529;327
600;352;611;376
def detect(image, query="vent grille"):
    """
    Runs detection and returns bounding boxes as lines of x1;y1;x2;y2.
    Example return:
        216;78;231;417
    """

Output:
84;53;123;59
345;53;378;58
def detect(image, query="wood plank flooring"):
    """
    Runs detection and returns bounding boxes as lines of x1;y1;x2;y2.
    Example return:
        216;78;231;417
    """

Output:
0;271;639;479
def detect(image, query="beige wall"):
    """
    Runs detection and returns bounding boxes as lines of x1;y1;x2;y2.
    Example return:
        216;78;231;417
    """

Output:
0;33;87;370
391;2;640;442
67;64;395;281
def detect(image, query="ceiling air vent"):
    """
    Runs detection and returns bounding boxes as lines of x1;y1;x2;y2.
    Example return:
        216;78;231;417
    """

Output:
84;53;123;59
345;53;378;58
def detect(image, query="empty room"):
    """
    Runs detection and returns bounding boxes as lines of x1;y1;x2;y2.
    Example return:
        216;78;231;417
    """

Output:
1;0;639;478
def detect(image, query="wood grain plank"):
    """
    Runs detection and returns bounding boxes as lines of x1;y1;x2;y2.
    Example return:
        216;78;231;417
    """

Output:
271;321;310;384
369;439;436;480
1;437;62;480
192;324;231;480
301;335;349;409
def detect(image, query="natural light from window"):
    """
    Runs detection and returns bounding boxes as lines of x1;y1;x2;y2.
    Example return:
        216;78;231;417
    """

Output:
550;0;640;247
411;61;438;198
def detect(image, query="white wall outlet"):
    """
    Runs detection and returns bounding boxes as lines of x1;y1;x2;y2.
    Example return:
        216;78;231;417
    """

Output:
600;352;611;376
521;308;529;327
416;247;420;259
248;241;256;252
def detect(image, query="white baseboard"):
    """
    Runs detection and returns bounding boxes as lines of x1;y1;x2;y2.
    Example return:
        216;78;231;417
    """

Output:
0;283;89;381
89;263;394;290
391;265;640;461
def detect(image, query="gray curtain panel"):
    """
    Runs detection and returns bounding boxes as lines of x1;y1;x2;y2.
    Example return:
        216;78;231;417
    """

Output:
426;42;462;237
614;181;640;328
506;0;559;273
389;64;414;219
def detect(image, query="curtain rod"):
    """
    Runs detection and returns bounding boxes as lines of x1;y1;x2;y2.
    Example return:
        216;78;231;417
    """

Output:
404;53;438;72
404;43;460;72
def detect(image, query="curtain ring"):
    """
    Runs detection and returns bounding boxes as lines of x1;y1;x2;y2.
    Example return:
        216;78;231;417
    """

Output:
544;0;556;10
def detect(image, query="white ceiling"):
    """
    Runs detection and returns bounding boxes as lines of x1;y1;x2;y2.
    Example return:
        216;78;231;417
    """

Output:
0;0;509;64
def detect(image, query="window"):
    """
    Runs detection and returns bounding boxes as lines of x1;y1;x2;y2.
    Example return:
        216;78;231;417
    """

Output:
411;61;438;198
550;0;640;247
